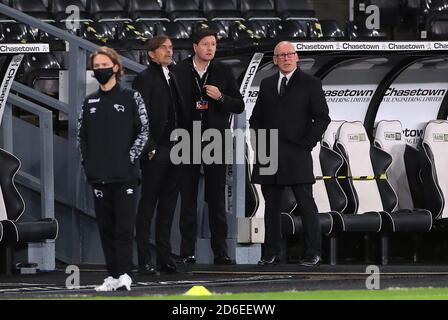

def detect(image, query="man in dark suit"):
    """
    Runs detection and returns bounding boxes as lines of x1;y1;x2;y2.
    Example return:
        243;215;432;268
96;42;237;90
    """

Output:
172;29;245;265
133;36;184;274
249;41;330;266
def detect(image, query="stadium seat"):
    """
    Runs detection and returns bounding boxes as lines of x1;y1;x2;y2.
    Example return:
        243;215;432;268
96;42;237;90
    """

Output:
319;19;345;39
79;21;116;45
88;0;130;22
334;121;433;264
269;21;308;41
153;21;191;49
426;11;448;39
50;0;91;22
202;0;244;21
374;120;418;210
127;0;170;22
240;0;281;21
274;0;316;20
116;21;154;47
165;0;206;22
420;120;448;227
11;0;54;21
366;0;402;38
18;53;62;97
0;22;37;43
345;21;387;40
0;148;58;274
281;143;338;264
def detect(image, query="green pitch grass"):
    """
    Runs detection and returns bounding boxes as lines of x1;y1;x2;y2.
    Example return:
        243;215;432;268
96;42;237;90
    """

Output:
82;288;448;300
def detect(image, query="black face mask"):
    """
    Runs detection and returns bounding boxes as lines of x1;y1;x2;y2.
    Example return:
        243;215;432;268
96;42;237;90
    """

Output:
93;67;115;85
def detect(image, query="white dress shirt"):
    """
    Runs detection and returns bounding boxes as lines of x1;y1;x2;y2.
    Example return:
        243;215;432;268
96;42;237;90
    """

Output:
277;68;297;94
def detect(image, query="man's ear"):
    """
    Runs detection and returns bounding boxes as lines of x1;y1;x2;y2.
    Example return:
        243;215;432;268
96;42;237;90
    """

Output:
148;51;155;61
193;43;198;54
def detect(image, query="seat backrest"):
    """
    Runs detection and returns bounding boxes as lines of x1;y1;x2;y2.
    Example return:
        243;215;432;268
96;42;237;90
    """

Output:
335;121;386;213
275;0;314;12
128;0;163;11
421;120;448;219
12;0;47;13
202;0;238;12
374;120;414;209
0;186;7;221
241;0;274;12
311;143;331;212
0;149;25;221
165;0;199;12
322;120;345;149
51;0;86;13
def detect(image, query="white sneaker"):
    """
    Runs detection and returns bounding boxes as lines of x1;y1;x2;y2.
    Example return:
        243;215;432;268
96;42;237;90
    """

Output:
116;273;132;291
94;276;119;292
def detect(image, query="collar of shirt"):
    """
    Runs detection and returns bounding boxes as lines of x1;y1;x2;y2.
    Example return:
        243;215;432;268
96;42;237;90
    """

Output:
277;68;297;93
193;57;210;79
162;66;170;84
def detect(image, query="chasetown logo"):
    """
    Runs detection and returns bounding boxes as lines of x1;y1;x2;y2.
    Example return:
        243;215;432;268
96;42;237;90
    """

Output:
384;132;401;141
348;133;367;142
114;104;125;112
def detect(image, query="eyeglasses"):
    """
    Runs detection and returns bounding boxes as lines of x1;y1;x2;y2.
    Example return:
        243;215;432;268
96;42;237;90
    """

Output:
274;52;296;59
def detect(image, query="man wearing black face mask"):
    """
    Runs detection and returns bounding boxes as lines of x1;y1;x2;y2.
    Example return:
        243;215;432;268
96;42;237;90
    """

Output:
78;47;149;291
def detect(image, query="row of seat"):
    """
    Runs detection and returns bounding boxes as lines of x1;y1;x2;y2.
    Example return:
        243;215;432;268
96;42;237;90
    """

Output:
0;19;330;46
278;119;448;265
0;0;315;23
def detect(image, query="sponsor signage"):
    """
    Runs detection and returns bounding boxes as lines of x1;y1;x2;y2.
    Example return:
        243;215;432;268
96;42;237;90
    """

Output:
293;41;448;52
0;43;49;54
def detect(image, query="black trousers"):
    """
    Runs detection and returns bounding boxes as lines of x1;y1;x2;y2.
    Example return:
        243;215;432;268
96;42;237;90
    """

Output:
135;146;180;267
179;163;228;258
92;181;138;278
261;183;321;258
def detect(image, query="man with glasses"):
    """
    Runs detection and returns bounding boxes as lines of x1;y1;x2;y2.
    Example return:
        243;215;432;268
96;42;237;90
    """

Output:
249;41;330;267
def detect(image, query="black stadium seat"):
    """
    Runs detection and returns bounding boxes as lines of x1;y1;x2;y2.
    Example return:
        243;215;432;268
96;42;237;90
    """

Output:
50;0;91;22
426;11;448;39
202;0;244;21
153;21;191;49
165;0;206;22
127;0;170;22
116;21;154;46
320;19;345;39
11;0;53;21
88;0;130;22
240;0;281;21
0;148;58;274
275;0;316;20
269;20;308;40
346;21;386;40
1;22;37;43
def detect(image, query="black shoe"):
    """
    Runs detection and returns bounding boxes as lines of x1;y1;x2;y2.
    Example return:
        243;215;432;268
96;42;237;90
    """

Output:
180;256;196;265
298;255;321;267
138;264;159;275
257;256;280;266
158;260;178;273
214;256;236;265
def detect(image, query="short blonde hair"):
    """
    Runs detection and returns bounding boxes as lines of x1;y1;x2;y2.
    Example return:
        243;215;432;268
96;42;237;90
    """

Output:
90;46;124;80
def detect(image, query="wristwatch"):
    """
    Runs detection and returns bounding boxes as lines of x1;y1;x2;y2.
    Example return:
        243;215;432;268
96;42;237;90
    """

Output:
218;94;225;103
